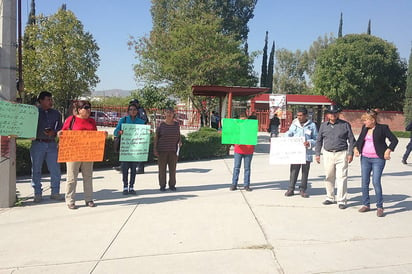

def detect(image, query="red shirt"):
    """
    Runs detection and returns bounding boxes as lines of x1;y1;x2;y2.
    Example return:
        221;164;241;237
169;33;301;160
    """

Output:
62;115;97;131
234;144;254;155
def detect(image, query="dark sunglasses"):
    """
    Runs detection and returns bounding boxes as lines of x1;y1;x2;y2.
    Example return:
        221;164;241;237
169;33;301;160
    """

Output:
82;105;91;110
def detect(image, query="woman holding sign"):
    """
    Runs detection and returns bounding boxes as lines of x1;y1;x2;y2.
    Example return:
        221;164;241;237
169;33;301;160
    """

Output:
59;100;98;210
114;102;145;195
154;108;182;191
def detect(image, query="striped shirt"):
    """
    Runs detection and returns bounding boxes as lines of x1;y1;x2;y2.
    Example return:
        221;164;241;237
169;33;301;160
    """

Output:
156;121;180;152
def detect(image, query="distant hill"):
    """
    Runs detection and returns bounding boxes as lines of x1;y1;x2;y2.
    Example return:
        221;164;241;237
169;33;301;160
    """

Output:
91;89;133;98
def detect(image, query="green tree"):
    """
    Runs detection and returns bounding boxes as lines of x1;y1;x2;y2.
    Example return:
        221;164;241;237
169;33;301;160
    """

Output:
273;49;308;94
338;12;343;38
267;41;275;92
260;31;268;88
403;46;412;124
302;33;336;86
129;0;257;111
212;0;257;43
313;34;407;110
23;7;100;114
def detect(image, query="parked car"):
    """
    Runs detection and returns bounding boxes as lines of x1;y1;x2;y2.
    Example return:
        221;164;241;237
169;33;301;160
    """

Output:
90;110;117;126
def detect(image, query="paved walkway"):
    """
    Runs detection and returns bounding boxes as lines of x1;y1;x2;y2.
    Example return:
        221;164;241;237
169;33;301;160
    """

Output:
1;136;412;273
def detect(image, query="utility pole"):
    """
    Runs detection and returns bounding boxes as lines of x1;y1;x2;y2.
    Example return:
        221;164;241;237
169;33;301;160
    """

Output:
0;1;17;207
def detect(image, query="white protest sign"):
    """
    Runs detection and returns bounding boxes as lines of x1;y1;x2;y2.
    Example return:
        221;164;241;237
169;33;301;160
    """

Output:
269;136;306;165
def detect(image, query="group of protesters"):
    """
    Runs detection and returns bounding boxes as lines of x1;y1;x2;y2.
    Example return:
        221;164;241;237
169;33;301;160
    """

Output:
29;91;408;216
30;91;181;210
232;105;400;217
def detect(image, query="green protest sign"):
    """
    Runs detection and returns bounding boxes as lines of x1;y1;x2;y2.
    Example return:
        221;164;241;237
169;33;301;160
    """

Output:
221;118;258;145
0;100;38;138
119;124;150;162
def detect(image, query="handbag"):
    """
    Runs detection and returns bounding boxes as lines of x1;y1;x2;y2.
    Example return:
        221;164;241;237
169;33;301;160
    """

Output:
114;117;126;153
114;135;121;153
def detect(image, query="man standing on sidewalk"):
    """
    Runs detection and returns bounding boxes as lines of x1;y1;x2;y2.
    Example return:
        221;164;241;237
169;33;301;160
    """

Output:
30;91;63;202
284;107;318;198
315;105;355;209
401;121;412;164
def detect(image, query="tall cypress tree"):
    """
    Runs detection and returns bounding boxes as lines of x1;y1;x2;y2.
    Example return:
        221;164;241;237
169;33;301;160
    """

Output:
27;0;36;25
267;41;275;92
367;19;371;35
260;31;268;87
338;12;343;38
403;46;412;125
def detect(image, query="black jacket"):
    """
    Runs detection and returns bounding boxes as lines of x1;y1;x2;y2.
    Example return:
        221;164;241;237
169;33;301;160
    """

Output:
354;123;398;159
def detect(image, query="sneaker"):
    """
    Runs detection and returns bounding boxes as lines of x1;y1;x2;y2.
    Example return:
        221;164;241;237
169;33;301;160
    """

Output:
169;186;177;191
358;206;370;213
299;190;309;198
129;189;136;195
50;193;64;200
402;159;407;165
338;204;347;209
377;208;384;217
284;190;294;197
244;186;252;192
33;194;43;203
122;189;129;195
85;201;96;207
160;187;166;192
322;200;335;205
67;203;77;210
229;185;237;191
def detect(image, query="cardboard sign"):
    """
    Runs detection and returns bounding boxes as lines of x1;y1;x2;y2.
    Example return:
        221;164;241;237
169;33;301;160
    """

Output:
0;100;38;138
119;124;150;162
58;131;106;162
221;118;258;145
269;137;306;165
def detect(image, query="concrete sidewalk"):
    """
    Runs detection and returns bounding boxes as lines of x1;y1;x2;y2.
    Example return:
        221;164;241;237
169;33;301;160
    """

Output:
1;136;412;273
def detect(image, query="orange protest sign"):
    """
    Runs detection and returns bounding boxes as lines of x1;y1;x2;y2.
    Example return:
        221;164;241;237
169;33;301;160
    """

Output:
58;131;106;162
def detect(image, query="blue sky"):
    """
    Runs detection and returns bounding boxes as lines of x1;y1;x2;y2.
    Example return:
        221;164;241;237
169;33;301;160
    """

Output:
22;0;412;91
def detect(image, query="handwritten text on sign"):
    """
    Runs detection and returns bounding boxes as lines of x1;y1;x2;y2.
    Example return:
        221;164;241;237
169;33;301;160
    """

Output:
269;137;306;165
0;100;38;138
119;124;150;162
58;131;106;162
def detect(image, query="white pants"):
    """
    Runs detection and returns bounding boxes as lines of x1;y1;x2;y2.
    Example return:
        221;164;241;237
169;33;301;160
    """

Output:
322;150;348;205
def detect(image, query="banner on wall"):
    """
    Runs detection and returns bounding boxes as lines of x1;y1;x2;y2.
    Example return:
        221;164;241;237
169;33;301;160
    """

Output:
269;94;286;119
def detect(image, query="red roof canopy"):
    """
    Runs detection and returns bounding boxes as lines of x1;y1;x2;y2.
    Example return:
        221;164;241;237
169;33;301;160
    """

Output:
252;93;333;105
192;85;270;97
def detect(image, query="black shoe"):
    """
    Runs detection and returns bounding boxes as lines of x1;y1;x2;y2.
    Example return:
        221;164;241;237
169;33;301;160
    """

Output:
170;186;177;191
229;185;237;191
129;189;136;195
136;169;144;174
122;189;129;195
160;187;166;192
402;159;407;165
338;204;347;209
284;190;294;197
322;200;335;205
299;190;309;198
244;186;252;192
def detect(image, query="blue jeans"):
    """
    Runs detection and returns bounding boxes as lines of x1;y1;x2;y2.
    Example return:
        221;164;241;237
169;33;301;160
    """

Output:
30;141;61;195
360;156;386;208
232;153;253;187
402;140;412;161
121;162;138;188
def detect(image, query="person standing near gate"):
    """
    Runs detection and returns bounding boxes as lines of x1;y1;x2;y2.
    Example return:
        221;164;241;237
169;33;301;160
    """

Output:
401;121;412;164
315;105;355;209
284;107;318;198
30;91;63;203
